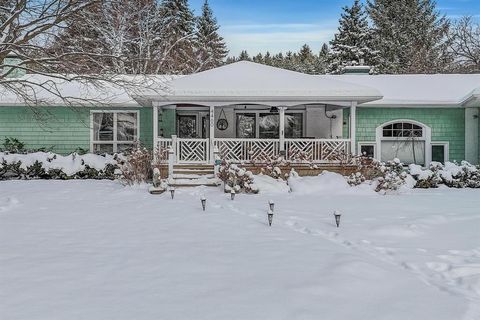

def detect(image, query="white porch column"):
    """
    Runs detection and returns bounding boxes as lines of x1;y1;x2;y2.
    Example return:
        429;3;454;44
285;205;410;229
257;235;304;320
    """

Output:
350;101;357;155
279;106;287;153
152;104;159;157
209;105;215;164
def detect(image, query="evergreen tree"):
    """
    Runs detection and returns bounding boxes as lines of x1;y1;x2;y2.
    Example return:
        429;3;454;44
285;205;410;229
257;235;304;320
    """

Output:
194;0;228;71
297;44;317;74
160;0;196;74
238;50;251;61
368;0;451;73
328;0;378;74
316;43;330;74
253;53;264;64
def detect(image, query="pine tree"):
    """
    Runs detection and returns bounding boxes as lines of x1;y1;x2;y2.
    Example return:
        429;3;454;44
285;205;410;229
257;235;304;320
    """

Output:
238;50;251;61
297;44;317;74
328;0;378;74
194;0;228;71
367;0;451;73
316;43;330;74
160;0;196;74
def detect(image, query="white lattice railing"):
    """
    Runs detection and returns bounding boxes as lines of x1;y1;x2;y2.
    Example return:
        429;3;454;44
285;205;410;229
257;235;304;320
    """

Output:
213;138;280;162
285;139;350;162
156;137;210;163
156;137;351;164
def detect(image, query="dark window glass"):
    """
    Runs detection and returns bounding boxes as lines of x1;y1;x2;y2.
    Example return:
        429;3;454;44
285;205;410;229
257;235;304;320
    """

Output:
285;113;303;138
117;113;137;141
432;145;445;163
360;145;375;158
93;113;114;141
236;113;256;138
259;113;279;138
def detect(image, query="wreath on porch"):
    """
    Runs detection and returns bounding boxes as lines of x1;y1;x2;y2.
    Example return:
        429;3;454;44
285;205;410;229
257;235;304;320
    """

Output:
216;108;228;131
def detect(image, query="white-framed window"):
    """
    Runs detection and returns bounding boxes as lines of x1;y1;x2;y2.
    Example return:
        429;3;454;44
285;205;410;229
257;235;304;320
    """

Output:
235;110;305;139
431;142;449;163
358;142;376;158
90;110;139;153
376;120;432;166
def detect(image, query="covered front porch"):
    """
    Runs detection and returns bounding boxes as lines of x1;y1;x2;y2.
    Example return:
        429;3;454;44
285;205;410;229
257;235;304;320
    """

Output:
142;61;382;165
153;103;355;164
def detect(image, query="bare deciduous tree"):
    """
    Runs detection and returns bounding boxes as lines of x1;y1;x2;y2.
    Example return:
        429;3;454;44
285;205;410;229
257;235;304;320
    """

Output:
449;16;480;73
0;0;166;108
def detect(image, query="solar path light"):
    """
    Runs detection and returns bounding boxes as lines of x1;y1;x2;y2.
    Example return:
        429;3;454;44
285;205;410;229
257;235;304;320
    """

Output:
333;210;341;228
267;209;274;226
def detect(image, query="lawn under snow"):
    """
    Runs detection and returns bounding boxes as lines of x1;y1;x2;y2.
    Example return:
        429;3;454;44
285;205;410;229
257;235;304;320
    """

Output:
1;176;479;320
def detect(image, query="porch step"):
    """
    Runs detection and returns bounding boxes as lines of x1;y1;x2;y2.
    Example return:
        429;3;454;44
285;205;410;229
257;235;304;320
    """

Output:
168;177;221;188
172;173;215;179
169;164;219;187
173;169;214;175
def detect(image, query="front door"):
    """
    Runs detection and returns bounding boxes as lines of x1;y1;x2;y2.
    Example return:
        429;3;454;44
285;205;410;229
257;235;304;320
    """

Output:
177;115;197;138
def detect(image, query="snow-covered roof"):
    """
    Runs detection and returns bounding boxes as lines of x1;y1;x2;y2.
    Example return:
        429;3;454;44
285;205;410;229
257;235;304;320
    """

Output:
0;74;173;107
156;61;383;105
333;74;480;106
0;62;479;108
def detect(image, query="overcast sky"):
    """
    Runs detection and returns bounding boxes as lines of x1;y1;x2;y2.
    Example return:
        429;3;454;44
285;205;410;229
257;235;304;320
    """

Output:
189;0;480;56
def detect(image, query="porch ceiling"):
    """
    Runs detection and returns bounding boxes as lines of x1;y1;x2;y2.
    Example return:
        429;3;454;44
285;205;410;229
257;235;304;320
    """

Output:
142;61;383;107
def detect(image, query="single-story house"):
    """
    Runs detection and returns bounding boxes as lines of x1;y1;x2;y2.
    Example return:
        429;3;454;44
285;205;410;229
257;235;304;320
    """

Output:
1;61;479;167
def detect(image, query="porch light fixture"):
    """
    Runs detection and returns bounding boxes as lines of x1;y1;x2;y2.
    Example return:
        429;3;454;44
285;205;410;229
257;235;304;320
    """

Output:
201;196;206;211
268;200;275;211
333;210;341;228
267;209;274;226
269;106;279;113
169;187;175;199
230;189;236;200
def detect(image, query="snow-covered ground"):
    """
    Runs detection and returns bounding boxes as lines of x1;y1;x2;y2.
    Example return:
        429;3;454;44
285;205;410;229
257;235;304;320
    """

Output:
1;178;479;320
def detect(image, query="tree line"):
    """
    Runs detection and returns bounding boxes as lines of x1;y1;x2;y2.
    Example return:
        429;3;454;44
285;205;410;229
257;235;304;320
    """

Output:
229;0;480;74
49;0;228;75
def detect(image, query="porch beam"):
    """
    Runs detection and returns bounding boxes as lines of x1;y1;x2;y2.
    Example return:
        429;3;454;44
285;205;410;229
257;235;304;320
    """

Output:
279;106;287;153
350;101;357;155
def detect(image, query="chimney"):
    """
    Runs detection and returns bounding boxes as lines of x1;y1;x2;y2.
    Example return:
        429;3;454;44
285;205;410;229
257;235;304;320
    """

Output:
342;59;371;75
3;52;26;78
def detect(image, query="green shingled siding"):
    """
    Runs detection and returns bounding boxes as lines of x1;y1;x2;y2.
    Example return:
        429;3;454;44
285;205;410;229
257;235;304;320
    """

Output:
0;106;153;155
160;108;176;138
343;107;465;161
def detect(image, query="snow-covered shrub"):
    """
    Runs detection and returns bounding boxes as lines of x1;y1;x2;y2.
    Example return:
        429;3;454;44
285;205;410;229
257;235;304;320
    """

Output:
119;146;155;185
437;161;480;188
0;152;120;180
408;163;441;188
347;172;366;186
375;159;409;193
2;137;25;153
217;160;258;194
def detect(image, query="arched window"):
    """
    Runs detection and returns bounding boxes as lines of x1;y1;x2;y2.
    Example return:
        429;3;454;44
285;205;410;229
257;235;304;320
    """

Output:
376;120;431;166
382;122;424;138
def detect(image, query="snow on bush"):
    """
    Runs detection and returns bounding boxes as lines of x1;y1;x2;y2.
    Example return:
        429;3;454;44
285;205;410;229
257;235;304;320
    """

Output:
288;170;376;196
0;152;121;180
253;174;290;194
217;161;259;194
409;161;480;188
375;159;412;194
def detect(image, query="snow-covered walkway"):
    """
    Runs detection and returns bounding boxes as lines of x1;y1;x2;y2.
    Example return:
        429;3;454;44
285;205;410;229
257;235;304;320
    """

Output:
1;180;479;320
